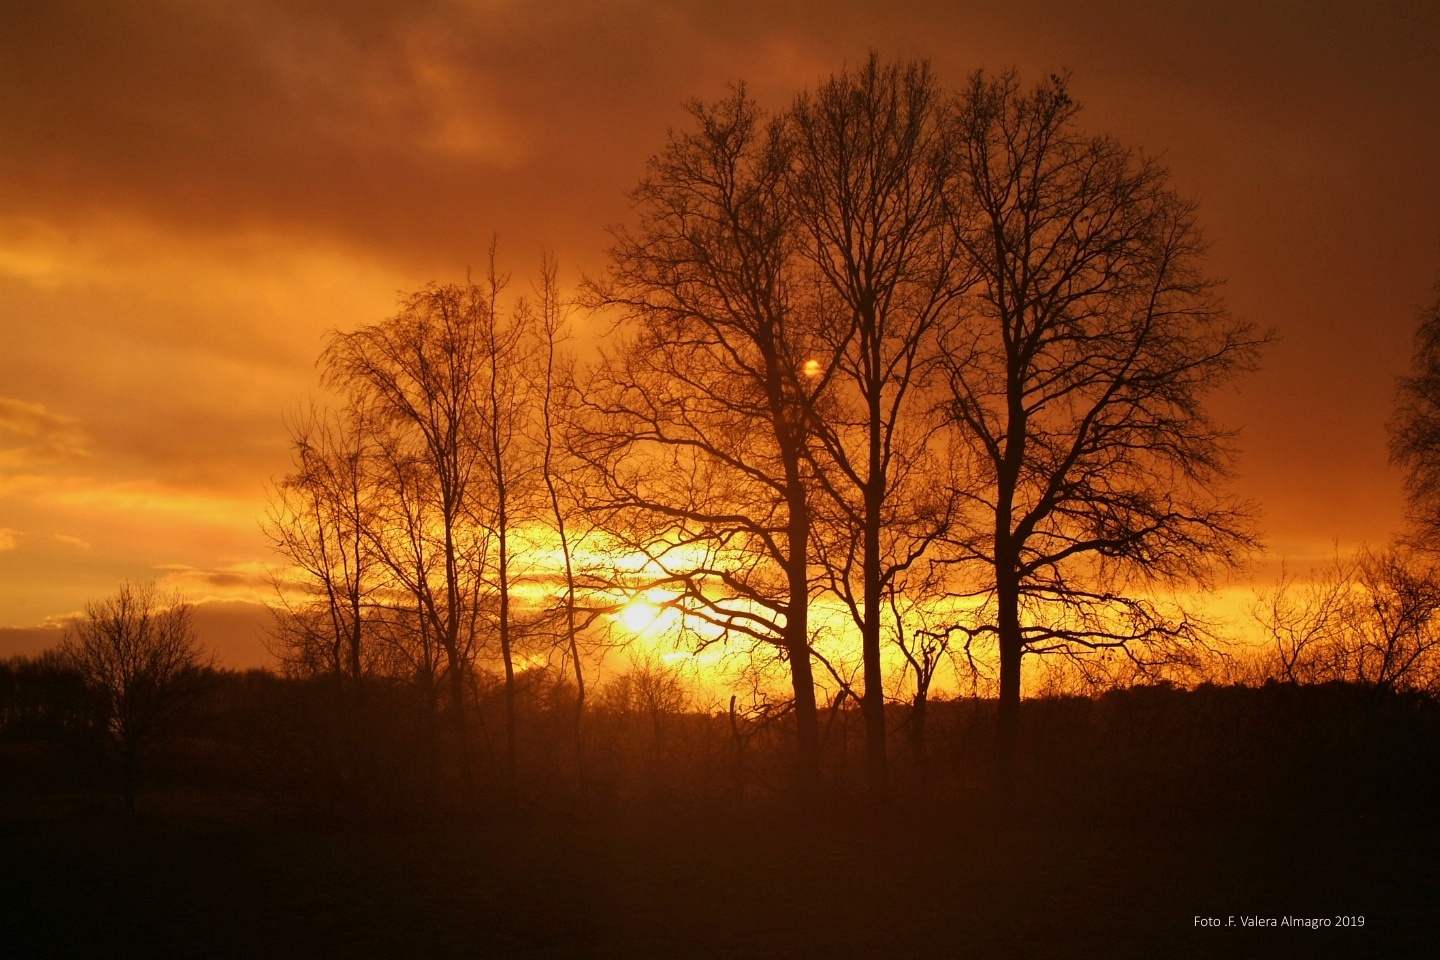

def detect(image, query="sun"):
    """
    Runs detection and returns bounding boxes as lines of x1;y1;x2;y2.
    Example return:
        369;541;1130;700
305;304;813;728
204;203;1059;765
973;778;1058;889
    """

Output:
619;599;663;635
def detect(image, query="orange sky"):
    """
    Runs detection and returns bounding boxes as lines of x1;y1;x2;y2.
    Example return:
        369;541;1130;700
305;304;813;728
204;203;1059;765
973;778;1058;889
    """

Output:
2;1;1438;665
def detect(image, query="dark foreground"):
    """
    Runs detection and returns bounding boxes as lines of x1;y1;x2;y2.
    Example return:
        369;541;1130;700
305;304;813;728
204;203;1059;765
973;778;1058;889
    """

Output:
5;682;1440;958
2;790;1434;960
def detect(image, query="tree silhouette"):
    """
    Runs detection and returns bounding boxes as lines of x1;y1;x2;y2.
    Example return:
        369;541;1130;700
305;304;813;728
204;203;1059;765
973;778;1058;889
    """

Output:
1390;284;1440;548
789;56;965;795
324;283;500;804
528;254;591;784
578;88;828;786
1257;546;1440;692
941;71;1263;786
266;404;384;683
473;250;538;793
60;582;210;813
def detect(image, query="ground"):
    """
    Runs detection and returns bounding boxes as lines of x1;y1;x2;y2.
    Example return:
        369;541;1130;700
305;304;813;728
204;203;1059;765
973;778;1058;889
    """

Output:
2;789;1433;959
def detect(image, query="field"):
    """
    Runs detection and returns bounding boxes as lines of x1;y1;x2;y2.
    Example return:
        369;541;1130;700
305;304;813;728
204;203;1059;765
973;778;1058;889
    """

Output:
4;684;1437;959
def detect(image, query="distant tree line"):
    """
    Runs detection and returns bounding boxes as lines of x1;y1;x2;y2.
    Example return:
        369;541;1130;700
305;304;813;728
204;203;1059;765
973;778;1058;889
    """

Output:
7;642;1440;824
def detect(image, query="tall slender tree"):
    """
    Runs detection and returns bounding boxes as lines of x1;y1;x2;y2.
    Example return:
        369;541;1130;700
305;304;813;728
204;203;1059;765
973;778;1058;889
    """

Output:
474;250;536;791
788;56;966;795
528;253;590;784
265;403;390;795
266;404;382;684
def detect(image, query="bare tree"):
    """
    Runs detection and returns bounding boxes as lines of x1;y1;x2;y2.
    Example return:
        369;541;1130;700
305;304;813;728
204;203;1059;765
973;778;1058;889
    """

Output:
474;249;537;791
265;403;383;683
265;402;400;798
883;563;953;764
527;253;591;784
61;582;210;813
577;88;828;786
1255;552;1359;685
940;71;1264;786
1390;284;1440;548
788;55;965;795
324;283;497;805
1257;546;1440;692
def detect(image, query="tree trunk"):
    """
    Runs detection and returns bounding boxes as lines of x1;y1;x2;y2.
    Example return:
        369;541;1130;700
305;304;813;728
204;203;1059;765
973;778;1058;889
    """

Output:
862;471;888;798
421;673;440;805
497;518;518;795
911;689;928;759
121;749;136;816
786;486;820;789
861;555;887;795
995;572;1023;796
789;612;820;788
443;641;476;807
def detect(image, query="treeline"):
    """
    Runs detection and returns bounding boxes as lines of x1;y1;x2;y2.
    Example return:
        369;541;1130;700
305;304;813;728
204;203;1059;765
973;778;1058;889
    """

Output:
11;531;1440;820
256;55;1269;809
5;651;1438;824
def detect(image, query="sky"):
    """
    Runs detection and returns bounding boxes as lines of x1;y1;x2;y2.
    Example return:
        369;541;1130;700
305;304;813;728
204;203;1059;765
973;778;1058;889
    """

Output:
2;0;1438;665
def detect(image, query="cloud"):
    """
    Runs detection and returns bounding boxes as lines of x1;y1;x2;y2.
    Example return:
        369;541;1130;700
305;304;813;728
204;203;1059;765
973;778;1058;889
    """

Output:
0;528;17;551
154;562;275;603
0;397;92;468
189;598;275;669
0;601;274;670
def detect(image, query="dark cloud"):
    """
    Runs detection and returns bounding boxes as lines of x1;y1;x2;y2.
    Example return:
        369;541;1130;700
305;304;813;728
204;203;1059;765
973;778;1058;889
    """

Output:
0;0;811;270
190;598;273;669
0;600;273;669
5;2;1435;273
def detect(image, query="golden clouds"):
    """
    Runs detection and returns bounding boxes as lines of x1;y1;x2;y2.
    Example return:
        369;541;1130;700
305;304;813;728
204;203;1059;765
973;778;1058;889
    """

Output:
154;562;275;604
0;398;92;469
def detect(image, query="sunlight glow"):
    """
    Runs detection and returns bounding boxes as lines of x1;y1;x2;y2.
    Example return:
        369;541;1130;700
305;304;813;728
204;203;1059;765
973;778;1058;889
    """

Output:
620;598;663;635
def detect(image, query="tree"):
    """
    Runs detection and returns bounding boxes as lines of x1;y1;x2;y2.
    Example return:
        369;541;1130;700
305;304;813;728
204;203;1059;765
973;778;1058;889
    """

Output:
265;402;400;800
527;253;592;785
940;72;1263;787
573;86;840;782
1390;284;1440;548
266;403;384;684
61;581;210;813
473;250;538;792
324;282;499;805
788;55;965;795
577;88;828;786
1257;546;1440;692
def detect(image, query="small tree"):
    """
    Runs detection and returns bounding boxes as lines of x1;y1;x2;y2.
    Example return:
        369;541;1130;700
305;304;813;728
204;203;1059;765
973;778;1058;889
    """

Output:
1257;546;1440;693
61;582;210;813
